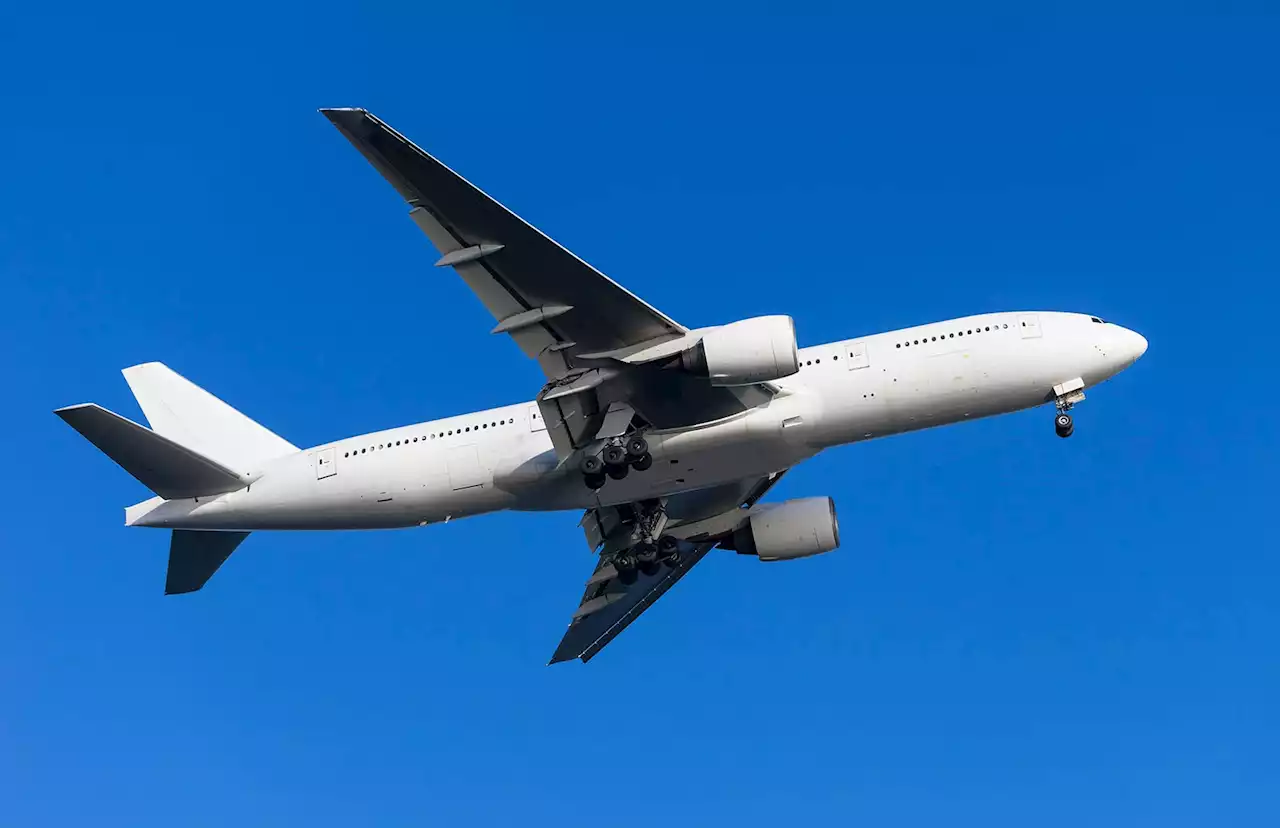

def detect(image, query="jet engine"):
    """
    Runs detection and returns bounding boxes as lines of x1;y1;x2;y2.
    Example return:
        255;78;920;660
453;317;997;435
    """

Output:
728;497;840;561
681;315;799;386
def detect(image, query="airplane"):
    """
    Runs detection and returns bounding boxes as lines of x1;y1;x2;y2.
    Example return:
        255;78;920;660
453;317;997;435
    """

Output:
55;108;1149;664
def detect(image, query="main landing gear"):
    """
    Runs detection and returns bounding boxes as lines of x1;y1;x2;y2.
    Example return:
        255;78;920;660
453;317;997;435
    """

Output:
581;434;652;490
613;535;682;584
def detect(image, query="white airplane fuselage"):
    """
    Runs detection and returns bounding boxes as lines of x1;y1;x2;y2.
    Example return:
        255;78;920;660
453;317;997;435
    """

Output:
127;311;1147;532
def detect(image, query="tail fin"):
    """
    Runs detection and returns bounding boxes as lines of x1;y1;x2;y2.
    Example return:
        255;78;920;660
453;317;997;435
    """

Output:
55;404;249;499
122;362;297;472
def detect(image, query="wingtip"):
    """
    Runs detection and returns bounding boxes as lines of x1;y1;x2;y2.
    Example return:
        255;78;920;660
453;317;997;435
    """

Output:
122;361;164;376
54;402;97;417
319;107;368;123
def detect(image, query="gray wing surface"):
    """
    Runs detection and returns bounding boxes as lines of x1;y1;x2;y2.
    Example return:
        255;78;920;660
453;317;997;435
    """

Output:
322;108;773;459
321;108;685;374
550;473;787;664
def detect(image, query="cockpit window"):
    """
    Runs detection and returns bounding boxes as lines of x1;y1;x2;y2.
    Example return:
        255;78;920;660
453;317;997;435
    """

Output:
1090;316;1104;323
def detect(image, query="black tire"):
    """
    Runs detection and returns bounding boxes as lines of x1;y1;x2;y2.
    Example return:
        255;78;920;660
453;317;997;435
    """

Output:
584;472;607;490
580;454;604;476
1055;413;1073;430
630;452;653;472
614;553;637;584
639;561;661;577
603;444;628;466
607;462;630;480
636;543;659;565
658;535;679;555
626;435;649;458
663;550;681;569
1057;423;1074;439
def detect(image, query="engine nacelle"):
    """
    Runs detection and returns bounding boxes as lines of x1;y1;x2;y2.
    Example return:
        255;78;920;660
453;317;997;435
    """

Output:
681;315;799;386
730;497;840;562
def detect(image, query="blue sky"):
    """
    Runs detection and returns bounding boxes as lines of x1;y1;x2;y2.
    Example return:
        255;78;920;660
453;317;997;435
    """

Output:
3;4;1278;826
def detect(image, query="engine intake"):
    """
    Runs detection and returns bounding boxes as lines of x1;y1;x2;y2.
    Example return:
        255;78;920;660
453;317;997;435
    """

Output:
730;497;840;561
681;315;799;386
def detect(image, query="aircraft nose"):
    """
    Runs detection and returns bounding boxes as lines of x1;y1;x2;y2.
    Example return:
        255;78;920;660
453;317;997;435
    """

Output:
1117;326;1148;364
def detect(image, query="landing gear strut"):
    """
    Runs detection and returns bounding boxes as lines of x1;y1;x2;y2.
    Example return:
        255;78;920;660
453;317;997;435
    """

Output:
1052;377;1085;439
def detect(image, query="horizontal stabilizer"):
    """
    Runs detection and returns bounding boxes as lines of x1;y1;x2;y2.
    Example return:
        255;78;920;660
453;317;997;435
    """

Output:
55;404;248;499
122;362;297;471
166;530;249;594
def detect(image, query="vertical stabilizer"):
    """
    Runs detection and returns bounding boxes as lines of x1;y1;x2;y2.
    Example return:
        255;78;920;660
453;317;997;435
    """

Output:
122;362;297;472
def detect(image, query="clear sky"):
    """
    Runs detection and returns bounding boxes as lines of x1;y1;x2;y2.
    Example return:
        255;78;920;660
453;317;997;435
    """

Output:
3;4;1278;826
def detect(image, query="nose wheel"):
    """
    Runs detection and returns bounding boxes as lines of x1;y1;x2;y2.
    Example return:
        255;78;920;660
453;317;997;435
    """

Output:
1055;412;1074;438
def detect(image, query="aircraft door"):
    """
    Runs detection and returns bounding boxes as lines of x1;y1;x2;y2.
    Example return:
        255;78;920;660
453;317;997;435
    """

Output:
528;403;547;433
845;341;870;370
446;445;485;490
315;447;337;480
1018;313;1043;339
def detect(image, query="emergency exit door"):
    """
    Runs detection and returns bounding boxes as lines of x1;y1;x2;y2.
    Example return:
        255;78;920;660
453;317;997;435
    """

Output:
315;447;336;480
446;445;484;491
846;340;870;370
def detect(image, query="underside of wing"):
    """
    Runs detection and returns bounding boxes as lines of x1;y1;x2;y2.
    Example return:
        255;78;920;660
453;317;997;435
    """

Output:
322;108;776;462
321;108;684;366
550;472;787;664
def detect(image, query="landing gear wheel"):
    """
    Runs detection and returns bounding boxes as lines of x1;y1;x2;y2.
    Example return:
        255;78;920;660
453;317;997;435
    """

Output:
663;550;682;569
603;444;628;467
614;552;638;584
636;543;659;566
658;535;679;555
607;463;630;480
639;560;661;577
630;452;653;472
1055;412;1074;438
580;454;603;476
584;472;607;490
625;435;649;458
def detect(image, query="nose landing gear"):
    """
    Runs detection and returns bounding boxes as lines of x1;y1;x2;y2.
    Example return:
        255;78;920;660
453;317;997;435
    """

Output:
1052;377;1085;439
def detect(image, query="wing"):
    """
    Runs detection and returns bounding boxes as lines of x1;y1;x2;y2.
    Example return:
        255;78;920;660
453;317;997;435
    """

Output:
550;472;787;664
322;108;773;458
321;108;685;374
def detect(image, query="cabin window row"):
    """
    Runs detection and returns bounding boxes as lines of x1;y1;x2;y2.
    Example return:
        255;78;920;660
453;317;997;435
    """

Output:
343;417;517;458
896;323;1008;349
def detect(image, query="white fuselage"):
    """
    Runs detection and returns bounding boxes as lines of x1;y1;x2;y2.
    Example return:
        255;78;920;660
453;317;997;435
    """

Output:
128;311;1147;532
